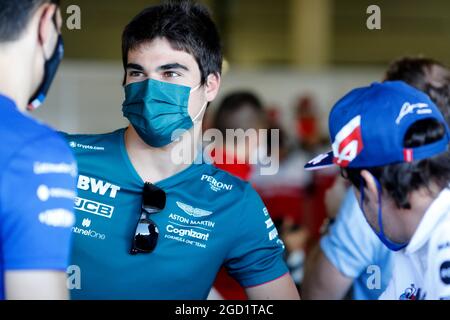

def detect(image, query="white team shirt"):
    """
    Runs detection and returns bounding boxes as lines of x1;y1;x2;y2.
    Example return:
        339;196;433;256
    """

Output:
379;188;450;300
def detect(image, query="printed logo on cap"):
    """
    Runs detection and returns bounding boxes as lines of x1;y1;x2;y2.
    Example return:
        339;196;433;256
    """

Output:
332;115;364;167
395;102;432;125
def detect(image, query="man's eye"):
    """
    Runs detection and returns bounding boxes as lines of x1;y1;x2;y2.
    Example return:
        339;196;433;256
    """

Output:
129;71;144;77
163;71;181;78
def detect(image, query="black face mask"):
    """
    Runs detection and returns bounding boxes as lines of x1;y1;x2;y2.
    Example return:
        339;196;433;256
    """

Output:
28;17;64;111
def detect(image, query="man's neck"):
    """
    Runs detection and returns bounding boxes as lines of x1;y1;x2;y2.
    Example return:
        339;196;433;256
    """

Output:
400;186;442;241
0;44;33;112
124;124;203;184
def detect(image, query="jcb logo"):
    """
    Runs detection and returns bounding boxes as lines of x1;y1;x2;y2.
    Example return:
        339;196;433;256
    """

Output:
77;175;120;198
74;197;114;218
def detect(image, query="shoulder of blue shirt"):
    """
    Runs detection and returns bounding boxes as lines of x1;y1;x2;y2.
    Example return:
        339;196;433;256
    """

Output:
0;97;75;168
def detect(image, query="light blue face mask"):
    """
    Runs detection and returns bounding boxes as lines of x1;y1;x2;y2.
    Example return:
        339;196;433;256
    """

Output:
359;176;408;251
122;78;207;147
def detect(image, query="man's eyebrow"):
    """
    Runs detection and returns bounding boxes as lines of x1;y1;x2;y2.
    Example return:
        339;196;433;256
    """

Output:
156;63;189;72
126;63;144;71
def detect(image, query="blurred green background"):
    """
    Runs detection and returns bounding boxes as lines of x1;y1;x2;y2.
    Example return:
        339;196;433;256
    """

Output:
61;0;450;66
36;0;450;134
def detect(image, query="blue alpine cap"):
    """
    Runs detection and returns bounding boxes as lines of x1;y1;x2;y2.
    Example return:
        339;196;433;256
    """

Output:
305;81;450;170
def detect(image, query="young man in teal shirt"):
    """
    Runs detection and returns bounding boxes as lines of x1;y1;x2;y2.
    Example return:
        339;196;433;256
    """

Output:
65;1;299;300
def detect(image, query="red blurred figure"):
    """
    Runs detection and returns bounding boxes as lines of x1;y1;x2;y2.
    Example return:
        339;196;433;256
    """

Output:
209;91;267;300
295;94;321;151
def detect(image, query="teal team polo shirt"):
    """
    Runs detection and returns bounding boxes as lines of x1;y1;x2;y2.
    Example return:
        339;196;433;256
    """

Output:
63;128;288;299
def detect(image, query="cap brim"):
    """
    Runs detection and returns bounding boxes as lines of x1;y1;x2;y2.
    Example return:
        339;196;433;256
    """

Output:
304;151;335;171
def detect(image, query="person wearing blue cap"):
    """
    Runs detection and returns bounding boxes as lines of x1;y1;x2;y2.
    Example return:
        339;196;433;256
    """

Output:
0;0;76;299
305;80;450;300
302;57;450;300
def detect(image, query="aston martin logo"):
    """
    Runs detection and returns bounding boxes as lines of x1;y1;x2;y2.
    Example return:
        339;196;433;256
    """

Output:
176;201;213;218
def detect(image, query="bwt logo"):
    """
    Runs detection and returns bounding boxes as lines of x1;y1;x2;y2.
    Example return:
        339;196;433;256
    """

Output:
77;175;120;198
74;197;114;219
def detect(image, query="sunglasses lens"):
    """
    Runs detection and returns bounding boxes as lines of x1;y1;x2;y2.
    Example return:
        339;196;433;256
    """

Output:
131;183;166;255
131;220;159;254
143;183;166;211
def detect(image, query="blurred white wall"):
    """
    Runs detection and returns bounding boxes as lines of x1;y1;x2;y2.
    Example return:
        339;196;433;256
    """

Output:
34;61;127;134
34;60;384;136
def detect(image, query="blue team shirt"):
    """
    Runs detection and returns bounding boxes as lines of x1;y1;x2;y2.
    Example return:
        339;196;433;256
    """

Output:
320;189;393;300
0;94;77;300
63;128;288;299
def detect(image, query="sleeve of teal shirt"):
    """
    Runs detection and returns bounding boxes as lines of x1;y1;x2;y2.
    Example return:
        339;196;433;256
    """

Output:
320;189;379;278
224;184;289;288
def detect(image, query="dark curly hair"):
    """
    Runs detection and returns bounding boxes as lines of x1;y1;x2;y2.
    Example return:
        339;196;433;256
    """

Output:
385;56;450;123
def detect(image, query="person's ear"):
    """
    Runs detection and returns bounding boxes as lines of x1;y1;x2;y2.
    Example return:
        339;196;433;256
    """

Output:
37;4;59;57
360;170;379;202
204;73;221;102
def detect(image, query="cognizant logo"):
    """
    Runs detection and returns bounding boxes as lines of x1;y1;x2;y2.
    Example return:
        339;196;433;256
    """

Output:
72;226;106;240
166;224;210;241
